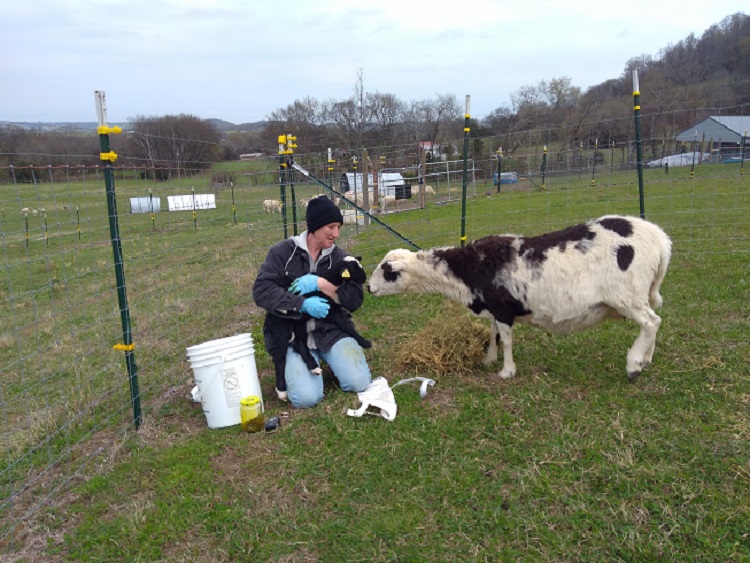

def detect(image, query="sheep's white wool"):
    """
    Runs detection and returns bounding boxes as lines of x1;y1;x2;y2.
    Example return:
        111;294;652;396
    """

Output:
263;199;283;213
369;215;672;382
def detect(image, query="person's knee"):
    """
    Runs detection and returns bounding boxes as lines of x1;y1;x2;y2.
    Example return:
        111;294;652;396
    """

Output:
328;338;371;393
343;371;370;393
289;390;322;409
285;350;324;408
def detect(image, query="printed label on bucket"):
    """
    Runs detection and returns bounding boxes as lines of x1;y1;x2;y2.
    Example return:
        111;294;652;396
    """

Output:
222;366;242;408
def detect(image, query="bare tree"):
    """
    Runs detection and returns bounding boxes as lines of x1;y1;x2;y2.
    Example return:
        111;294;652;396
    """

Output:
267;96;327;151
402;94;461;154
126;114;220;179
325;69;373;149
366;91;405;147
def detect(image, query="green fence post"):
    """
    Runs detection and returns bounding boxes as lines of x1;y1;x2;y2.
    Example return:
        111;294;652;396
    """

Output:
632;71;646;219
278;134;296;238
95;90;141;430
740;131;747;176
460;95;470;248
591;139;598;186
496;147;503;193
192;187;197;231
690;132;697;179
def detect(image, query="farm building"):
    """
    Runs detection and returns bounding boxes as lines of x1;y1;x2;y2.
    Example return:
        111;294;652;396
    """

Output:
339;172;412;198
676;116;750;162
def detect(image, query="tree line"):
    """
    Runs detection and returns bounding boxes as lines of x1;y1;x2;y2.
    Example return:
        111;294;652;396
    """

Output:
2;12;747;178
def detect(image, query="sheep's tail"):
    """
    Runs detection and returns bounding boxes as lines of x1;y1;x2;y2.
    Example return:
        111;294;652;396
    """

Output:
649;230;672;309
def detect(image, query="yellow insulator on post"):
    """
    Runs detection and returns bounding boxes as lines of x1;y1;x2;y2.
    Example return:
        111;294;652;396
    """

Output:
97;125;122;135
99;151;118;162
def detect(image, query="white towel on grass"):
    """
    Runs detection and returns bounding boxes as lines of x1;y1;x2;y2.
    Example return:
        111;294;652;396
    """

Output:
346;376;435;422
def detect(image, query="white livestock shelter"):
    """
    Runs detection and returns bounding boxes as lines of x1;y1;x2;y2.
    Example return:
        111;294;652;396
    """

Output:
129;197;162;214
167;194;216;211
339;172;410;198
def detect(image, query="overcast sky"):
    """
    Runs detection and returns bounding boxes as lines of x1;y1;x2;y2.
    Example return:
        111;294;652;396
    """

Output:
1;1;744;124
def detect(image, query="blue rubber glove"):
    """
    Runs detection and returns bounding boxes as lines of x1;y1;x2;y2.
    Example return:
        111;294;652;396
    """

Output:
289;274;319;295
300;296;330;319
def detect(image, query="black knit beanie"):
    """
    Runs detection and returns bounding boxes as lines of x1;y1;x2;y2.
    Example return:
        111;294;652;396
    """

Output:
306;196;343;233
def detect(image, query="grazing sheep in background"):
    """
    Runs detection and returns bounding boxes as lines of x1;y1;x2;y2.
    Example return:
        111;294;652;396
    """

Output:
263;199;283;213
424;185;435;194
21;208;30;216
264;256;372;396
342;191;366;206
368;215;672;382
299;198;309;208
342;191;376;214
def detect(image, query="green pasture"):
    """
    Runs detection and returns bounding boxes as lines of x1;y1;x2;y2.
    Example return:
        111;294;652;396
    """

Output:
1;160;748;560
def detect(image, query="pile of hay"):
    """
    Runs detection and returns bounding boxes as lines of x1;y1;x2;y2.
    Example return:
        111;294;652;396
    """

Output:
393;302;490;376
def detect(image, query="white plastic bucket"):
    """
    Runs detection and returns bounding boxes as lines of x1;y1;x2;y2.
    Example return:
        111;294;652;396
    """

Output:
186;338;252;364
186;334;252;359
187;334;262;429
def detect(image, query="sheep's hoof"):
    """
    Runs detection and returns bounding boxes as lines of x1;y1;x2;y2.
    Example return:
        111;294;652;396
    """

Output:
312;367;322;375
498;369;516;379
627;370;641;383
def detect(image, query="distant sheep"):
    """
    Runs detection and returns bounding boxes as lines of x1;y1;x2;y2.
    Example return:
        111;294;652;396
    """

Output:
342;191;376;213
413;185;435;195
299;198;309;208
368;215;672;382
342;191;367;206
263;199;283;213
21;208;30;216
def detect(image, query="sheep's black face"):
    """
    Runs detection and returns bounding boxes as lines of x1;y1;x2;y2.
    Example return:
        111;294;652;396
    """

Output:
368;261;401;295
368;250;413;296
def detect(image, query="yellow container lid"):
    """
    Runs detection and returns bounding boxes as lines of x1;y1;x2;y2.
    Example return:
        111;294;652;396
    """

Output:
240;395;261;407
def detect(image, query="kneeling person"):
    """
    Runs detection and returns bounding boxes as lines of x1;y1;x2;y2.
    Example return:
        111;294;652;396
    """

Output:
252;196;372;408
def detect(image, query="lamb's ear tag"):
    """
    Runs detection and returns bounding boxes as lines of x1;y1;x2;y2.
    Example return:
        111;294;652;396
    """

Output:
342;269;351;279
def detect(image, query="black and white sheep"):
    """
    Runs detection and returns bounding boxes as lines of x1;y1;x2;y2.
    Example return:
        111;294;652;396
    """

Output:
264;255;372;396
368;215;672;382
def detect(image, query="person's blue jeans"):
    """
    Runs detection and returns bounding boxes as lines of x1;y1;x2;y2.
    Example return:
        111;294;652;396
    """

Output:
284;337;371;408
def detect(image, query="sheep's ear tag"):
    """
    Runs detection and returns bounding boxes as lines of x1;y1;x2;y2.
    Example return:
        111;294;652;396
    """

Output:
341;269;351;279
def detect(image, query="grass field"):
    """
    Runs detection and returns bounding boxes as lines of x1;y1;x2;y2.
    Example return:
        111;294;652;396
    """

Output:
1;159;749;560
